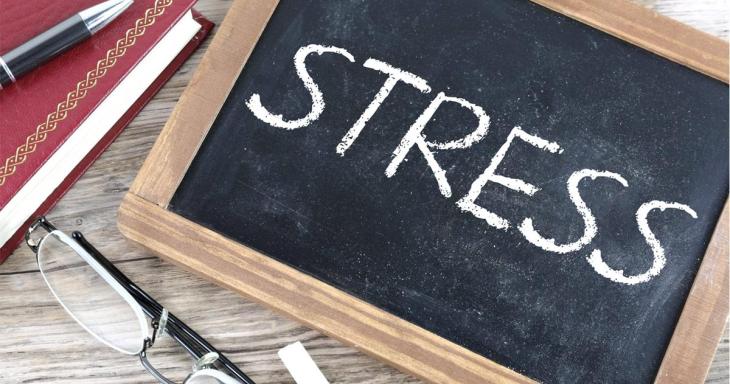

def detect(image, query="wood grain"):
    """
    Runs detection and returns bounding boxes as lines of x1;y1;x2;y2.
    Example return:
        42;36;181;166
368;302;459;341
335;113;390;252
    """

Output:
656;205;730;384
123;0;730;382
119;193;534;384
657;204;729;383
130;0;280;207
0;1;727;383
534;0;729;82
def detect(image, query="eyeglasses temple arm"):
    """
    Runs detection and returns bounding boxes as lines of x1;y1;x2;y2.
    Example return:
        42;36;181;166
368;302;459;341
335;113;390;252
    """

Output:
71;231;256;384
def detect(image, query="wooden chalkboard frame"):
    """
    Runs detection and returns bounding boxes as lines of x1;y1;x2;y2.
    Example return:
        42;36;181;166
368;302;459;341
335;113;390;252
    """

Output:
118;0;730;382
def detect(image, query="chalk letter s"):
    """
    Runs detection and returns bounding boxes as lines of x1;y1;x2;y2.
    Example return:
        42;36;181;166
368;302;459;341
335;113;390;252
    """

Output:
246;44;355;129
587;200;698;285
518;169;628;254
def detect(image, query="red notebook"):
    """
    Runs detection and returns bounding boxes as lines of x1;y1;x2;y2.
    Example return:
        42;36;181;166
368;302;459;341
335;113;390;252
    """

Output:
0;0;213;262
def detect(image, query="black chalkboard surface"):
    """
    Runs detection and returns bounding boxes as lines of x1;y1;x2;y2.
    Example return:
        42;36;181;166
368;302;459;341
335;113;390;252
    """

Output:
168;0;728;382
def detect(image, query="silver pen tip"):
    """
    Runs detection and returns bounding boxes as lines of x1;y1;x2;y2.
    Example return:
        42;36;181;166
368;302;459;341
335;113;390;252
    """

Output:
79;0;134;35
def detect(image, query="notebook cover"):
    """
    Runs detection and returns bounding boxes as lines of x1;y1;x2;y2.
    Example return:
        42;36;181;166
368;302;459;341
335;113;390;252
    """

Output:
0;1;211;262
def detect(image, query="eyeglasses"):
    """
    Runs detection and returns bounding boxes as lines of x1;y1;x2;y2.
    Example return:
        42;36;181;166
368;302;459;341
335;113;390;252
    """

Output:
25;217;256;384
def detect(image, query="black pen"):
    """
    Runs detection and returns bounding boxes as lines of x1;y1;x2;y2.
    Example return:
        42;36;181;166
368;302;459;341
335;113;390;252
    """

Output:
0;0;133;90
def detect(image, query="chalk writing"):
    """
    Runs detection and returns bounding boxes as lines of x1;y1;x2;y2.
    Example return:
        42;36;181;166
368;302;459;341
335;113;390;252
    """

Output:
244;43;699;285
519;169;628;253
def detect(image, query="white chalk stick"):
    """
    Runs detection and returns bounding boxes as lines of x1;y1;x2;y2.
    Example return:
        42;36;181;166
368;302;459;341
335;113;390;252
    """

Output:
278;342;330;384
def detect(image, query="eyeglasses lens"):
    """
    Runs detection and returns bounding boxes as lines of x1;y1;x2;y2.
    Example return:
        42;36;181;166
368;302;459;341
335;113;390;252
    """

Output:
37;232;146;355
186;369;242;384
187;376;221;384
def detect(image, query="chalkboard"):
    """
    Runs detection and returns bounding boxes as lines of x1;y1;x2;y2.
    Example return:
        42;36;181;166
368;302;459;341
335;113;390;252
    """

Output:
119;0;730;383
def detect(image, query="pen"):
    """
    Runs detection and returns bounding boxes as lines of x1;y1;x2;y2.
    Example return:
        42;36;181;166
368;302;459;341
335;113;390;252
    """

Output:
0;0;133;90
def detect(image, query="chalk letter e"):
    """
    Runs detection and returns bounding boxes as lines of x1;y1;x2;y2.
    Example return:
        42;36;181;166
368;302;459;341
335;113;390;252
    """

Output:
457;127;561;230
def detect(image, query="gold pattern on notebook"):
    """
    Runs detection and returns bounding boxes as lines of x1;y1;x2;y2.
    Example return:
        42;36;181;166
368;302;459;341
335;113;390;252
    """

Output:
0;0;174;187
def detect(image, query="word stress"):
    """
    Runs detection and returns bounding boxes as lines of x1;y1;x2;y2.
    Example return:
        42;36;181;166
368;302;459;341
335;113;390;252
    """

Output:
245;44;698;286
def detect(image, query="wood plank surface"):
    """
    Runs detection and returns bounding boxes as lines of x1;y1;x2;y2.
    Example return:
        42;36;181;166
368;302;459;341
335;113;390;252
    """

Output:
534;0;728;82
118;193;535;384
657;204;729;383
0;1;727;383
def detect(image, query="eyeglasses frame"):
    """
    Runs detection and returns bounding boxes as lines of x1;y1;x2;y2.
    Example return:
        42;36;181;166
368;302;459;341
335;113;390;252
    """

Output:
25;217;255;384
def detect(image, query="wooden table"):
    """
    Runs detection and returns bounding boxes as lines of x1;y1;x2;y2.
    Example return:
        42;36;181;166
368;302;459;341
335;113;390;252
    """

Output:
1;1;727;383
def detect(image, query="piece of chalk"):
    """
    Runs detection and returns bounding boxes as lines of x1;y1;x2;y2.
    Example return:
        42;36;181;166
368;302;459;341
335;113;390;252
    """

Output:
278;342;330;384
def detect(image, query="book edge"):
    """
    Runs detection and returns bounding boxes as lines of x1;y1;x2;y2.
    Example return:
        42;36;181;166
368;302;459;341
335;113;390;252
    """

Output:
0;11;202;251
